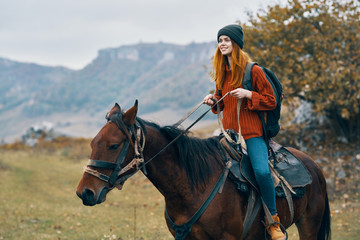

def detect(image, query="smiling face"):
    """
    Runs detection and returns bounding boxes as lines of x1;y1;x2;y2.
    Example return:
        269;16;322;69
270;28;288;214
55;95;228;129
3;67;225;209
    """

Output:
218;35;233;56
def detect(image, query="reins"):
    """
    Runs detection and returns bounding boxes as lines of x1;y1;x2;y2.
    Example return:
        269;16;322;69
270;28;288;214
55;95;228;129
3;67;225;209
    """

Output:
142;92;231;168
84;93;235;190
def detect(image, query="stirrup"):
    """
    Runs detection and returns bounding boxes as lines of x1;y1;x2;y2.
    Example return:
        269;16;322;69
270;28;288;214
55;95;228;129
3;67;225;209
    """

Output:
263;220;288;240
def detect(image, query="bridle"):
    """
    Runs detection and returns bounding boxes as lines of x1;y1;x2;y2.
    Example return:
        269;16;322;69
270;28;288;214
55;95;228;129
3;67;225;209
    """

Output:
83;95;230;190
83;112;146;189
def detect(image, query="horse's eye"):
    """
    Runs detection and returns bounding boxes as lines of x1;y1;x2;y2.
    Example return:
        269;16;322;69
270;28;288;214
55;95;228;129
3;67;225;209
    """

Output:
109;144;120;150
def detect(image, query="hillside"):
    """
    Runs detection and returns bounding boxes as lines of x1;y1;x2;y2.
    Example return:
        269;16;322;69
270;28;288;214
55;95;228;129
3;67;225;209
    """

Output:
0;58;73;113
0;42;218;142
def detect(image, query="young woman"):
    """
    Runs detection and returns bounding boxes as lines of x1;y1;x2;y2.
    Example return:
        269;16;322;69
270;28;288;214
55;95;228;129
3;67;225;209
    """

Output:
203;24;286;240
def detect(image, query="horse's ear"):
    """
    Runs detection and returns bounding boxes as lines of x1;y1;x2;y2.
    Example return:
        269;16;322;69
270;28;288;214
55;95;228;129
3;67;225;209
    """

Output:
112;103;121;112
123;100;138;126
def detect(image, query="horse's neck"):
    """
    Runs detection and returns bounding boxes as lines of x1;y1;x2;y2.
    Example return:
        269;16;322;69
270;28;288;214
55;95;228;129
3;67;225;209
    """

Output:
142;126;195;200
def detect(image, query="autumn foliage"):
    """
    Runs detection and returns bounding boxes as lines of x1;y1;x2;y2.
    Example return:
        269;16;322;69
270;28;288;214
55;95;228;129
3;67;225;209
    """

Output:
243;0;359;142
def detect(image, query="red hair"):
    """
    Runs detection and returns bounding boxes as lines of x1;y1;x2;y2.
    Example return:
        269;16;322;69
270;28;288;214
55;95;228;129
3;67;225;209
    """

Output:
211;40;252;89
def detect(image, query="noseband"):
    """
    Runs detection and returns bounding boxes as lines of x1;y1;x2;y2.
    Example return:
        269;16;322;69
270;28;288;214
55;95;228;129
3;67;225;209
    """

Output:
84;113;146;189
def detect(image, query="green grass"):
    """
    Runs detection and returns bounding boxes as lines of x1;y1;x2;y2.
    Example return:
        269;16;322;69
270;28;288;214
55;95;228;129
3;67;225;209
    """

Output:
0;149;359;239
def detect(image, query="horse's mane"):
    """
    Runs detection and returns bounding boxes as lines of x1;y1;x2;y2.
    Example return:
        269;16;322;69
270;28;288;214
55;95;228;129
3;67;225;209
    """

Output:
138;118;225;191
108;110;225;190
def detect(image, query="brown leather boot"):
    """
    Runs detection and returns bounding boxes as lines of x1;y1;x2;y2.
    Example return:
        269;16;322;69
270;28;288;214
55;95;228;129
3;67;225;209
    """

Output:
266;214;286;240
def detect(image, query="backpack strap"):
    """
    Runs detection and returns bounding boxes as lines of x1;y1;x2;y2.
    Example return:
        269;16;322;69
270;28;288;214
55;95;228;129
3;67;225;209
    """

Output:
259;112;270;149
242;62;258;91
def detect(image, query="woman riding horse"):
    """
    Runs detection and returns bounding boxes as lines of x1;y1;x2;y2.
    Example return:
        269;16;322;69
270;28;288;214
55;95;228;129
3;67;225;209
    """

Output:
76;101;330;240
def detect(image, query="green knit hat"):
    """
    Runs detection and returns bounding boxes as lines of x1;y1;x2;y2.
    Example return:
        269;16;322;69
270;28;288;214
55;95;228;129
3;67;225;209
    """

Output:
217;24;244;49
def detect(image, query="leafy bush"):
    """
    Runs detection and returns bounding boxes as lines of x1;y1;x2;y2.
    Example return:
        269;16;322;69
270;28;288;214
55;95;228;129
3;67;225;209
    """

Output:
244;0;360;142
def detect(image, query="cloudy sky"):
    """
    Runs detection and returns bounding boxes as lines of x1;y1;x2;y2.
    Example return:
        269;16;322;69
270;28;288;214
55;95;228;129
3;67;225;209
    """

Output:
0;0;285;69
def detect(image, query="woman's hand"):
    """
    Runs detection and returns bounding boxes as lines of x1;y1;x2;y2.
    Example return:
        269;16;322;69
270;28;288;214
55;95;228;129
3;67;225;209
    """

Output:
203;94;218;106
230;88;252;100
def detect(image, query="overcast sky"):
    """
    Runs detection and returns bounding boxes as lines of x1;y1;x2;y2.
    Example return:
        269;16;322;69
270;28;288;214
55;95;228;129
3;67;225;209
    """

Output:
0;0;285;69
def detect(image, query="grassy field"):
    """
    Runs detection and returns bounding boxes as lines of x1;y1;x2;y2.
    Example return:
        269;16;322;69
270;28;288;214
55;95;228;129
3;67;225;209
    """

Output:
0;148;359;240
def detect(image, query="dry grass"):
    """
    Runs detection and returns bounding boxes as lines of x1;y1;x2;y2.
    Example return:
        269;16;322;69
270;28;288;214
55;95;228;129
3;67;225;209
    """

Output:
0;149;172;240
0;139;359;239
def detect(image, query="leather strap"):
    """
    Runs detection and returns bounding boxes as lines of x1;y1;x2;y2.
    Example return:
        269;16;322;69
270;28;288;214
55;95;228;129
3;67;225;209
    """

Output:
165;162;232;240
87;160;117;169
217;99;247;151
174;101;204;127
84;167;111;182
241;188;261;239
281;181;294;225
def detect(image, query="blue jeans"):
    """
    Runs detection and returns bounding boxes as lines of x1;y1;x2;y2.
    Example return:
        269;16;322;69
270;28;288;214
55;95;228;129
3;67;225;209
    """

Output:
246;137;277;215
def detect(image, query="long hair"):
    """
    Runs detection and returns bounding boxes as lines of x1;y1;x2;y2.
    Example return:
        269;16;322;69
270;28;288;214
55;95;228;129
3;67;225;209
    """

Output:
211;40;252;89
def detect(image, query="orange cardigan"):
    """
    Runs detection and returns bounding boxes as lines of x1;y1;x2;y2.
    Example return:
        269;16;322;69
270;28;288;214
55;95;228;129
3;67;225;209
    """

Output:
212;65;276;140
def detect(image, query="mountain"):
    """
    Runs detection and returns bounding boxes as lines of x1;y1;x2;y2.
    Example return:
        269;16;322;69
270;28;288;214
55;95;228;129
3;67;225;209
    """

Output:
0;42;218;142
0;58;73;114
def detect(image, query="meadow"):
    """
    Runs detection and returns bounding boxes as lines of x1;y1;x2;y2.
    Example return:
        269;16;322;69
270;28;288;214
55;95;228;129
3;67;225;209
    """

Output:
0;139;359;240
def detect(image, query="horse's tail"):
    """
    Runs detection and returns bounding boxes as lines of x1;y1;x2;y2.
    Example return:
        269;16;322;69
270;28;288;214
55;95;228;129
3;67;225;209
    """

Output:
317;193;331;240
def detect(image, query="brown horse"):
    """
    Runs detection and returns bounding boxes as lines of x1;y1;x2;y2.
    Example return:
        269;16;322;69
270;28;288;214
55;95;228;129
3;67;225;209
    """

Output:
76;101;331;240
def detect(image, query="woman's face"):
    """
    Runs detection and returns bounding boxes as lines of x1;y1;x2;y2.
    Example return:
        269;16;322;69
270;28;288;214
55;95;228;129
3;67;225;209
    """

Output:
218;35;233;56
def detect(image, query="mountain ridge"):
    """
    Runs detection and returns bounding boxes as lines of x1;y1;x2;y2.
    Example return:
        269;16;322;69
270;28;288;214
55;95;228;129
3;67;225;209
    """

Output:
0;41;218;142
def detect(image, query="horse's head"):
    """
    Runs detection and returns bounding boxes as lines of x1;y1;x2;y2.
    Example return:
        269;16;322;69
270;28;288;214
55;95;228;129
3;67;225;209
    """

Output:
76;101;145;206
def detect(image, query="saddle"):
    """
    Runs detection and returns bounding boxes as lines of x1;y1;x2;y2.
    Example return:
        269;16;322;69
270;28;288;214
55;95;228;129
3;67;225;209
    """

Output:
218;130;312;238
219;131;312;198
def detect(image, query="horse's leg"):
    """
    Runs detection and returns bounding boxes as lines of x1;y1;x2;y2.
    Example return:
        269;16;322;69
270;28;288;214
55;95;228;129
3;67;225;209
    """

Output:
295;182;329;240
295;193;330;240
296;210;323;240
285;148;330;240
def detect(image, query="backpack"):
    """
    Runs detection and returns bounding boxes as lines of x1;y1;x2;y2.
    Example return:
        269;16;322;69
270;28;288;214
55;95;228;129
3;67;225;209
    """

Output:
242;62;283;140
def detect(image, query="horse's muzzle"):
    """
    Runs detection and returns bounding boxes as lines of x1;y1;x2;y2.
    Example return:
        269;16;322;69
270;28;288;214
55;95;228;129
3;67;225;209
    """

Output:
76;187;108;206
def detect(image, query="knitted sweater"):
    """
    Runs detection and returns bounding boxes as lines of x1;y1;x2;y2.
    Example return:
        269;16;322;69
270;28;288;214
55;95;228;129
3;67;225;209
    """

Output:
212;65;276;140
